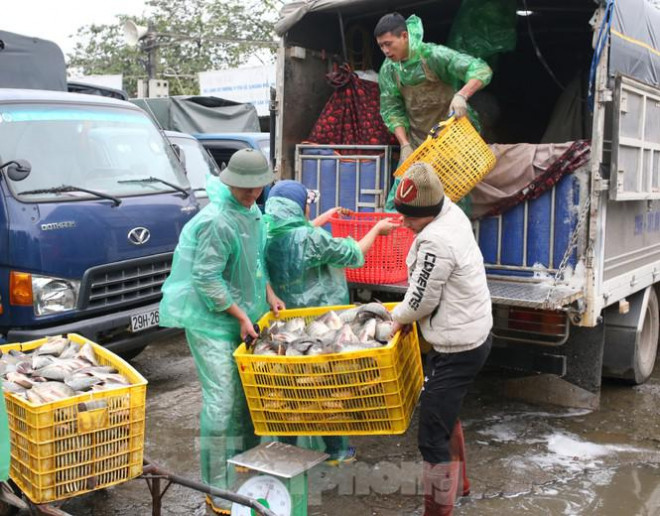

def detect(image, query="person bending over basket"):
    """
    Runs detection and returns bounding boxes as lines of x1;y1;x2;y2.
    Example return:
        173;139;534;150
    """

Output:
263;180;398;464
159;149;286;515
390;163;492;516
374;12;492;212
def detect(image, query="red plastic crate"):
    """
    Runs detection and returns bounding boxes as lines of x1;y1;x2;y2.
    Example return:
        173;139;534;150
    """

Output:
330;212;415;284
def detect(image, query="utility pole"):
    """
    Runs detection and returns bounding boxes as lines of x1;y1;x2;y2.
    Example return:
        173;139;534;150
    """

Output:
145;21;158;83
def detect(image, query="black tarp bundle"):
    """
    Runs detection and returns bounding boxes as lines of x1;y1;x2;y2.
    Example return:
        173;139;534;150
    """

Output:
0;31;67;91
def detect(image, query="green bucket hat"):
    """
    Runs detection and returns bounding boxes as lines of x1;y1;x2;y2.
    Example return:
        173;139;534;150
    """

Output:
220;148;275;188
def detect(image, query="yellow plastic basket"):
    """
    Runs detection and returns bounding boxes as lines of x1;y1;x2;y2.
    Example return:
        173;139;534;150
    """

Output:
234;303;423;436
394;116;496;201
1;334;146;504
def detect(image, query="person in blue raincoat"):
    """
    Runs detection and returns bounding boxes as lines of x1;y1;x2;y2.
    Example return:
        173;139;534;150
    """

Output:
159;149;285;515
263;180;398;462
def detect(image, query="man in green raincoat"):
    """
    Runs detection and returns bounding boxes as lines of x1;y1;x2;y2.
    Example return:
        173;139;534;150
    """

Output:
263;180;398;463
159;149;285;515
375;12;493;210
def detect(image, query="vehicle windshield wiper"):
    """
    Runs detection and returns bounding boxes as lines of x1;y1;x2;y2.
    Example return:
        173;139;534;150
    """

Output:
18;185;121;206
117;176;190;197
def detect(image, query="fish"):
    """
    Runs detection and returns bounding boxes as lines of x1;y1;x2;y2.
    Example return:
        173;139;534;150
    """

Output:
2;381;27;395
375;321;394;343
253;340;276;355
1;338;132;403
15;361;33;375
32;354;55;370
27;389;46;404
306;320;331;338
34;336;69;356
77;342;98;366
6;371;35;389
58;341;80;359
307;341;340;355
289;337;319;354
316;311;343;331
249;305;394;357
30;382;77;403
284;318;306;334
335;324;360;347
78;400;108;412
64;373;102;392
271;331;300;344
33;365;68;381
357;302;392;322
0;362;14;376
338;306;361;323
358;319;377;343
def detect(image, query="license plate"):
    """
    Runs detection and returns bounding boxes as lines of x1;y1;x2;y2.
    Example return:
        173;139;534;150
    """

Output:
130;308;160;333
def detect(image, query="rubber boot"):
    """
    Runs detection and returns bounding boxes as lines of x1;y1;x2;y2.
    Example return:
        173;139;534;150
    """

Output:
449;420;470;497
422;461;460;516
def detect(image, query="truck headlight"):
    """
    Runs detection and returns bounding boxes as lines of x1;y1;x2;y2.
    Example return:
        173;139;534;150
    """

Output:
32;275;80;316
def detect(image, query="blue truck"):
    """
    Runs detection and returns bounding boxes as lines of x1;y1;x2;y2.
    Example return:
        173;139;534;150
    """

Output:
0;30;198;357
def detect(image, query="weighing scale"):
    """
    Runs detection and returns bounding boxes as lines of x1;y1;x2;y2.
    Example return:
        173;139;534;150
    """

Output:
228;442;328;516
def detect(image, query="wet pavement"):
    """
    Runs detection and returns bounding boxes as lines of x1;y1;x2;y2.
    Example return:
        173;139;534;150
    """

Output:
54;332;660;515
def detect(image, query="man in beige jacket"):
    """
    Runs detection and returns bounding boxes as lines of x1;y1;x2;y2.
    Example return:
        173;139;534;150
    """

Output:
391;163;492;516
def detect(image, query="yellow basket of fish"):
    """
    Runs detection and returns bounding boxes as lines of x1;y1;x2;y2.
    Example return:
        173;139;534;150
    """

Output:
0;333;146;504
234;302;423;436
394;116;496;201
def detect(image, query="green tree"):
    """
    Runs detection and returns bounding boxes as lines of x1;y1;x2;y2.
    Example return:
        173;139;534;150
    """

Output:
68;0;283;97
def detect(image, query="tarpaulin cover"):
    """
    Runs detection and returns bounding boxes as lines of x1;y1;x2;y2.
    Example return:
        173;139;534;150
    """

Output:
0;31;67;91
610;0;660;88
307;64;396;146
130;96;260;134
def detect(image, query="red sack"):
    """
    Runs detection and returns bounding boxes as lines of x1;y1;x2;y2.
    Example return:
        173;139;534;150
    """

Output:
307;64;396;147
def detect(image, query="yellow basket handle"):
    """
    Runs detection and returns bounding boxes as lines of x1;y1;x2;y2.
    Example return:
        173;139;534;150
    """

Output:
429;115;456;139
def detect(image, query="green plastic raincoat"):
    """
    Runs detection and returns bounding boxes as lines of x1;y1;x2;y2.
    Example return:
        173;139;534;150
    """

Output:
264;197;364;307
264;196;363;459
159;176;268;510
380;15;491;215
378;15;492;136
0;380;10;482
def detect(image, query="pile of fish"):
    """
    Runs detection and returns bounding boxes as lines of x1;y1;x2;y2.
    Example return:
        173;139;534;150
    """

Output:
251;302;395;356
1;336;131;404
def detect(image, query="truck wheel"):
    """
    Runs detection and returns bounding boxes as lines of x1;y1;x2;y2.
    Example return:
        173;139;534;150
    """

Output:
634;287;659;384
603;286;660;384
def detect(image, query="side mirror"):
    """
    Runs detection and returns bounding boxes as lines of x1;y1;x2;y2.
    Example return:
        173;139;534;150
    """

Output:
0;159;31;182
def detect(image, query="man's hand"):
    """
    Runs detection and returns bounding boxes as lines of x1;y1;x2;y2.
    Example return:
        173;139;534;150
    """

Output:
449;93;468;118
374;218;401;236
240;317;259;342
399;143;413;166
312;206;350;227
390;321;412;339
267;292;286;317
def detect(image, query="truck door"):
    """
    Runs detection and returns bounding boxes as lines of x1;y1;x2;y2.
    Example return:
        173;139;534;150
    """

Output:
609;75;660;201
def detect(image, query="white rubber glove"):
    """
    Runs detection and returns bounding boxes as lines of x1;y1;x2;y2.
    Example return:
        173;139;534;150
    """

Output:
449;93;468;118
398;143;413;167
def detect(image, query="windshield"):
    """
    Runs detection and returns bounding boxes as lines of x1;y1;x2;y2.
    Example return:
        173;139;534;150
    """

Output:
0;104;190;202
169;136;219;192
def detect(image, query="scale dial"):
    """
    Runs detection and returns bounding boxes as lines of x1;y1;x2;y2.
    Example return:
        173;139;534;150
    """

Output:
231;474;292;516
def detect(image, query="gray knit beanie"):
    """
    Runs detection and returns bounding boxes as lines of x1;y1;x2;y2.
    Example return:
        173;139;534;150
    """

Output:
394;162;445;217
